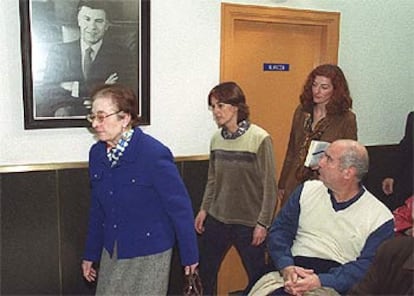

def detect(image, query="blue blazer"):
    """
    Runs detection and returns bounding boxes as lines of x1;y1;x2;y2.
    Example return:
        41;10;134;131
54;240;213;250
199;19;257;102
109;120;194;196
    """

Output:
83;128;199;266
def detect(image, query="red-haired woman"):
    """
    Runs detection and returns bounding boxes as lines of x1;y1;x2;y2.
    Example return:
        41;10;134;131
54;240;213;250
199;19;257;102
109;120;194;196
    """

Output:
278;64;357;206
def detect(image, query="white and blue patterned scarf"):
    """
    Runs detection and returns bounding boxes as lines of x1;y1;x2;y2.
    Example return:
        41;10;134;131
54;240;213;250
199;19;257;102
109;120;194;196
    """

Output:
107;128;134;167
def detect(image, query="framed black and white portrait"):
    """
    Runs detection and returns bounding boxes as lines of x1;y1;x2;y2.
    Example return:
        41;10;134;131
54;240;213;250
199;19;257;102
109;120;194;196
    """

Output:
19;0;150;129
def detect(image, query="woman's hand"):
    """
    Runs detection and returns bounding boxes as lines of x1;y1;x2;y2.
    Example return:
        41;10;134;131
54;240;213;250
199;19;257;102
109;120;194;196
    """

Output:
184;263;199;275
277;188;285;201
194;210;207;234
252;224;267;246
81;260;97;282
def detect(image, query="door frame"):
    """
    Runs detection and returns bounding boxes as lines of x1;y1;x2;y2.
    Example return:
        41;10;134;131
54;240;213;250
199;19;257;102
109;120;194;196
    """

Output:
221;3;340;80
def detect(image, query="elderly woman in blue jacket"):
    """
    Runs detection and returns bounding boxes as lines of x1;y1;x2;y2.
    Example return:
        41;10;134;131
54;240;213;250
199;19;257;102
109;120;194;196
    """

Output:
81;84;199;295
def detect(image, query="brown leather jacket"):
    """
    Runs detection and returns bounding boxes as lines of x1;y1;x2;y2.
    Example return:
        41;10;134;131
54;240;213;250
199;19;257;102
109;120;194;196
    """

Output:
278;105;357;206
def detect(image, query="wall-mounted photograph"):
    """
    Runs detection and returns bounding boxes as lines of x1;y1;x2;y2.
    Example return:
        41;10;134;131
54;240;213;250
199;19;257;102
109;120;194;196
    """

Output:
19;0;150;129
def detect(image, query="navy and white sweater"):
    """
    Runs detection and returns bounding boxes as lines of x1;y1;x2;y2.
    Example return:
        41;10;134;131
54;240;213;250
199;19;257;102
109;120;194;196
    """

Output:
268;180;394;293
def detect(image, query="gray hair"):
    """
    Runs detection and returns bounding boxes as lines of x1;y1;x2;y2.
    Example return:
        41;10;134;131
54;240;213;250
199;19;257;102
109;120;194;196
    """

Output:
338;140;369;181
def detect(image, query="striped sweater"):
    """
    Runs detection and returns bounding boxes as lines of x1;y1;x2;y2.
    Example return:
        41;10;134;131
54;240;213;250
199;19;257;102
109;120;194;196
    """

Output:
201;124;277;228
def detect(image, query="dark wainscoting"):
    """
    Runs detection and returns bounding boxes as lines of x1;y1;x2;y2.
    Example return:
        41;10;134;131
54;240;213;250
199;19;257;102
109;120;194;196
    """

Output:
0;145;397;295
0;158;208;296
1;170;62;295
364;144;399;208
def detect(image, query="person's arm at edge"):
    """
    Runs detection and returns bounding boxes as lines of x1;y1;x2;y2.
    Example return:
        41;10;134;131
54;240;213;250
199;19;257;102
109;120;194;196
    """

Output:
346;242;385;295
199;153;215;212
278;106;302;189
393;111;413;177
195;141;215;234
83;146;105;262
257;136;278;228
383;112;412;182
342;111;358;140
151;145;199;267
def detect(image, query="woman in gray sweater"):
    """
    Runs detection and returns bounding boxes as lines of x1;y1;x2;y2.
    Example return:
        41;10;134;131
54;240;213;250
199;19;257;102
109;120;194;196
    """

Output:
194;81;277;295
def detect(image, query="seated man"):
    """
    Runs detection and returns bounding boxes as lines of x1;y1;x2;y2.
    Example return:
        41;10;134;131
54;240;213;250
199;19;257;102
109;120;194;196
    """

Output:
249;139;394;295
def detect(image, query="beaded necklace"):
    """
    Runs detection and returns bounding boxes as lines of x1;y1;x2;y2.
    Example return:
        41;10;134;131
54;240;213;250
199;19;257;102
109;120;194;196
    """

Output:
221;119;250;140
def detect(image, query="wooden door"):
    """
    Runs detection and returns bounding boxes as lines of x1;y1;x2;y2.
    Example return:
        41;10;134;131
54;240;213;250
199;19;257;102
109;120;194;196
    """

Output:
217;4;340;295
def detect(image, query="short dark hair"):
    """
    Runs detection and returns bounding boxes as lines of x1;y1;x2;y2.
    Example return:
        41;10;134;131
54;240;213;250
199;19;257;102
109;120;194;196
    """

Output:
77;0;111;20
208;81;250;123
90;83;140;127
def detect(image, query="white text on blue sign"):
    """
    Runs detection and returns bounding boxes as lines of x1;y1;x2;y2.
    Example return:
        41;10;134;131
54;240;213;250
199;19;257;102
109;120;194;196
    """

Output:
263;63;290;71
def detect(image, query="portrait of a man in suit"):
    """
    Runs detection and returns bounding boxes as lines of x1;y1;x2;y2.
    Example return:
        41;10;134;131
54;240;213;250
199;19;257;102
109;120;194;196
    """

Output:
35;0;139;118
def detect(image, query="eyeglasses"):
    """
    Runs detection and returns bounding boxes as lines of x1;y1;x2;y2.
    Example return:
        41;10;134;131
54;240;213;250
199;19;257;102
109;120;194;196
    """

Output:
208;102;231;111
86;110;122;123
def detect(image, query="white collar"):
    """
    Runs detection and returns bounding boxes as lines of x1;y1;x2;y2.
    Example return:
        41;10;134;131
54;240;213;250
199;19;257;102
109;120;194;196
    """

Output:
80;39;103;55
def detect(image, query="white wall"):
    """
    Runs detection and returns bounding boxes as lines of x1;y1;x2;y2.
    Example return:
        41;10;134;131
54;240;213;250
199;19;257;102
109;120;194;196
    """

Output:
0;0;413;166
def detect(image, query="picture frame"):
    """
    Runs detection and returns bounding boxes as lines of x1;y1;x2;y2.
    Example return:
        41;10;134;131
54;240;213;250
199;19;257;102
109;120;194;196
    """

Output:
19;0;150;129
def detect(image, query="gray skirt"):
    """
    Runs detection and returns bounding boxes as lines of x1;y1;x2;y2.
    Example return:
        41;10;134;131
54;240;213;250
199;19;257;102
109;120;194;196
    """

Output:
96;244;172;296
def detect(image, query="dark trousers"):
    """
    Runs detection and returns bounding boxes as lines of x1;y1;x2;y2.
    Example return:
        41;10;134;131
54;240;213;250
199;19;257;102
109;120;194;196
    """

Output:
199;216;268;295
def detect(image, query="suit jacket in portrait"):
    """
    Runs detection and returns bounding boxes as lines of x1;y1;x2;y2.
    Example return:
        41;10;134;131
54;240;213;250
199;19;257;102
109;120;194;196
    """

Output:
37;39;138;117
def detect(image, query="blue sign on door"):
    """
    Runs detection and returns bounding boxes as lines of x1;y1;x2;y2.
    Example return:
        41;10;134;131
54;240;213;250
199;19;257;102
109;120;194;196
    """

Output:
263;63;290;71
